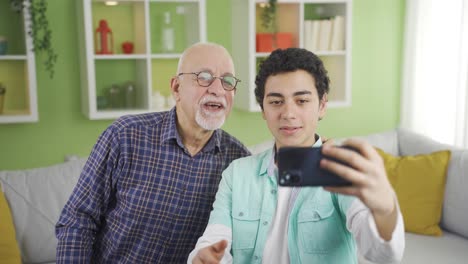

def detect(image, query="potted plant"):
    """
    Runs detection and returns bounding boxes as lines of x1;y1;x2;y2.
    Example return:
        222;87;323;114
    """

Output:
10;0;57;78
256;0;293;52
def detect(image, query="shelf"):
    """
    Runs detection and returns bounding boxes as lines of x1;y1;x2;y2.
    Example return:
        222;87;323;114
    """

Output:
149;1;203;54
0;113;37;124
77;0;206;119
255;50;346;58
151;54;182;59
314;50;346;56
92;0;147;55
232;0;352;112
94;54;148;59
150;0;201;3
88;109;149;120
0;2;38;124
0;55;28;60
94;59;148;111
92;0;146;3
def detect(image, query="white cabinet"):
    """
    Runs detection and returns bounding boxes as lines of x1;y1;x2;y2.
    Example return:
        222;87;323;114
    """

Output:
77;0;206;120
0;2;38;124
232;0;352;112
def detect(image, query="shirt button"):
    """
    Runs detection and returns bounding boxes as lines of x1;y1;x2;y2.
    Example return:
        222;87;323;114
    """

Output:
263;221;268;225
271;189;277;194
239;212;244;217
254;256;259;261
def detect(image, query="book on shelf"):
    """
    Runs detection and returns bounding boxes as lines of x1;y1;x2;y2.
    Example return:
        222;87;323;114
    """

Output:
304;20;320;52
303;16;346;52
318;18;332;51
330;15;345;51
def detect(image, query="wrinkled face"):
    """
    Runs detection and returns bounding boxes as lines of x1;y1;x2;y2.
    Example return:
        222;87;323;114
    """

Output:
171;45;236;131
262;70;327;149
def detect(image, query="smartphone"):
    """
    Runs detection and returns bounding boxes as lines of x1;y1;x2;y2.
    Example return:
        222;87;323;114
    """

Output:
277;146;353;187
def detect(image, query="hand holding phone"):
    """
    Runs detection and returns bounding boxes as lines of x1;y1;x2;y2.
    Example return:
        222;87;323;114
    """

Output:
277;146;355;187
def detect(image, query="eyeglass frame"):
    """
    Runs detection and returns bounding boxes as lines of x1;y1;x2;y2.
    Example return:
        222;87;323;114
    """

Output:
177;71;241;91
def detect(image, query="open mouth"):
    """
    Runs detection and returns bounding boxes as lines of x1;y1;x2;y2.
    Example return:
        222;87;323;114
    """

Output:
203;102;225;110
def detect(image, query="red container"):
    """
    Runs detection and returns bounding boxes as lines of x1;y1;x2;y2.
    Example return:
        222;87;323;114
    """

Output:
256;33;293;52
95;19;114;54
122;41;134;54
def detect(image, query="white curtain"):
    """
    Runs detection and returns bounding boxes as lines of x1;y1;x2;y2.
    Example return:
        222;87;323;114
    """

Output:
400;0;468;148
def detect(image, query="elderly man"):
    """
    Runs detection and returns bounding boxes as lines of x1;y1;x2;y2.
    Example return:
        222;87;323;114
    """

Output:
56;42;250;263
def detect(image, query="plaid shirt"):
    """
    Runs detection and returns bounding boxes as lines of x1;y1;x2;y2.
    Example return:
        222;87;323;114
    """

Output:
56;108;250;263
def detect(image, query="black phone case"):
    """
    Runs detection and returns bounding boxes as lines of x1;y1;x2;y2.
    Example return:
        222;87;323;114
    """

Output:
277;146;352;187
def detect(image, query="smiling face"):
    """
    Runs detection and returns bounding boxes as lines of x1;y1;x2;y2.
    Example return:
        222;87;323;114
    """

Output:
262;70;327;149
171;43;236;131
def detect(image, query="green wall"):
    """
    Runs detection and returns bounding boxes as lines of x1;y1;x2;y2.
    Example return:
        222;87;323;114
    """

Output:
0;0;405;170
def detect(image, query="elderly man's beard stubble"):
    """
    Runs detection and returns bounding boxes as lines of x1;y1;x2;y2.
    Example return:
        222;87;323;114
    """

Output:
195;95;229;130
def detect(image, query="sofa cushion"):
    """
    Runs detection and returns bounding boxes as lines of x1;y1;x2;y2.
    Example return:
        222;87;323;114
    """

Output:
0;158;86;264
441;149;468;239
376;148;450;236
359;231;468;264
397;128;468;239
401;232;468;264
0;184;21;264
352;129;400;155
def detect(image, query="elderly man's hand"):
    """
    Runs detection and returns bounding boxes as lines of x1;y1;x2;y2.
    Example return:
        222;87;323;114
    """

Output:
192;240;227;264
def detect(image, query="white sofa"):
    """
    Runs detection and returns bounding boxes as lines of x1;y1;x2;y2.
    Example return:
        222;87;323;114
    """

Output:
1;128;467;264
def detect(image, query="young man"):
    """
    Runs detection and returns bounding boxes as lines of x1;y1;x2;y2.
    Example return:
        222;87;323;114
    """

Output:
55;43;250;263
189;48;405;263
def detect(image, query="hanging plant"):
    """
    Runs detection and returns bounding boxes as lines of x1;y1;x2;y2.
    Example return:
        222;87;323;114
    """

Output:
260;0;278;33
10;0;57;78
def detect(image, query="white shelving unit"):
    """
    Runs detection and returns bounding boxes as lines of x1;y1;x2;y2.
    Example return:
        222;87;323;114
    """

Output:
232;0;352;112
0;3;38;124
76;0;206;120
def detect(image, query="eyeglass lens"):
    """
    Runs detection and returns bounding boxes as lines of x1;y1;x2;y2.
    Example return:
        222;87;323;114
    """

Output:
197;71;237;90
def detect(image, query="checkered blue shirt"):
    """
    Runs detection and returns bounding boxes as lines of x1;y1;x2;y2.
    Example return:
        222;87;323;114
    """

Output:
56;108;250;263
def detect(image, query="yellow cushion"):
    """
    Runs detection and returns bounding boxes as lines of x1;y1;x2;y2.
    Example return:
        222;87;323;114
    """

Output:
376;148;451;236
0;184;21;264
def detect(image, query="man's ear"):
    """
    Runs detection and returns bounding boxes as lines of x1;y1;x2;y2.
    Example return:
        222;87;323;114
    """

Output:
318;93;328;120
170;77;181;101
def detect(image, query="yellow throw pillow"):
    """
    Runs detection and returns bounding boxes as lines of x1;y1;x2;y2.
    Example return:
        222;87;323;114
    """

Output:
375;148;451;236
0;184;21;264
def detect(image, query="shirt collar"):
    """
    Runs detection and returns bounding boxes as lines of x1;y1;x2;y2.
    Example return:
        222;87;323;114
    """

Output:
160;107;222;153
264;135;323;177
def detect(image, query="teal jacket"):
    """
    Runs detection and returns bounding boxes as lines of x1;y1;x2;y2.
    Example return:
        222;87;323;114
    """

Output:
208;148;358;264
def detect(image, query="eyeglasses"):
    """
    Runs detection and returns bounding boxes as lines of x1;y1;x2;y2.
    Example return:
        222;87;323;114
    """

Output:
177;71;241;91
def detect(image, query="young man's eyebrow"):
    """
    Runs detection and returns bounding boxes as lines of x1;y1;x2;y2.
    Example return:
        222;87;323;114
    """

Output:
266;90;312;98
293;91;312;96
266;92;284;98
